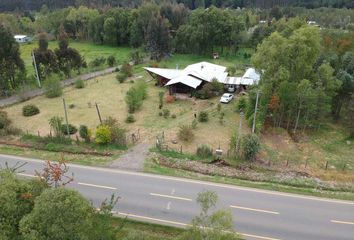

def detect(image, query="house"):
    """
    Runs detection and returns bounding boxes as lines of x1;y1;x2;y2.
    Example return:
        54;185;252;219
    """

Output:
14;35;30;43
144;61;260;94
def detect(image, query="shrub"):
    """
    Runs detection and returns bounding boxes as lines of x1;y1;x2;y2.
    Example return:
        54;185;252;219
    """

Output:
89;57;106;67
242;134;261;161
217;103;221;112
48;116;63;138
191;119;198;129
61;124;78;135
198;111;209;122
227;66;236;75
178;125;194;142
162;109;170;118
196;145;213;158
95;125;112;145
121;63;132;77
125;81;147;113
116;73;127;83
75;79;85;89
158;112;163;116
79;125;90;142
236;96;247;113
0;111;11;129
107;55;116;67
22;104;40;117
125;114;136;123
219;112;225;125
44;76;62;98
210;79;224;95
171;114;176;119
69;104;75;109
165;94;175;103
158;91;164;109
102;117;127;146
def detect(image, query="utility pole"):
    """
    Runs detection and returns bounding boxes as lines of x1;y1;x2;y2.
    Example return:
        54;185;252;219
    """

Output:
32;51;41;88
252;90;260;133
62;98;70;136
236;112;244;157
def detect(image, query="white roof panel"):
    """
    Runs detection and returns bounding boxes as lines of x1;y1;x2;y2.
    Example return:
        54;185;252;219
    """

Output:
165;75;202;89
144;67;183;80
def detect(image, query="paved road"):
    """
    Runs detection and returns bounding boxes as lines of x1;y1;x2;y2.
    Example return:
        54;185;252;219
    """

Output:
0;67;117;107
1;154;353;240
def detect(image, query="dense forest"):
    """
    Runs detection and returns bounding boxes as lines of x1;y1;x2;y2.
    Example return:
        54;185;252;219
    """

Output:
1;0;354;12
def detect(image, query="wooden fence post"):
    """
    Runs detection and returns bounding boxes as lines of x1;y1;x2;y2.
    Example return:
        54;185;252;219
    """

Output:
325;161;328;170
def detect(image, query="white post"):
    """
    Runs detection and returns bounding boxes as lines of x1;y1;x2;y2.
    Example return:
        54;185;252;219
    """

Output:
32;51;41;88
252;90;260;133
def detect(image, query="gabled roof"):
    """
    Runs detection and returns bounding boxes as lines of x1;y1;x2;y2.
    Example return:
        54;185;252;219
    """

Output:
165;75;202;89
14;35;27;38
241;68;260;85
144;67;183;80
184;62;227;82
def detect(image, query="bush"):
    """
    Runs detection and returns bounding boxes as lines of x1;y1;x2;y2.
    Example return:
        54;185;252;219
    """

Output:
69;104;75;109
0;111;11;129
61;124;78;135
191;119;198;129
158;112;163;116
227;66;236;75
44;76;62;98
198;111;209;122
196;145;213;158
210;79;224;95
236;96;247;113
242;134;261;161
79;125;91;142
125;114;136;123
116;73;127;83
158;91;164;109
164;94;174;103
95;125;112;145
107;55;116;67
178;125;194;142
75;79;85;89
102;117;127;146
162;109;170;118
125;81;147;113
120;63;132;77
171;114;176;119
89;57;106;67
22;104;40;117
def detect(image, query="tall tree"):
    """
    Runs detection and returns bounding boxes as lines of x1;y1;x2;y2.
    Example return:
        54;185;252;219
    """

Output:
33;32;58;80
0;25;25;96
146;14;171;60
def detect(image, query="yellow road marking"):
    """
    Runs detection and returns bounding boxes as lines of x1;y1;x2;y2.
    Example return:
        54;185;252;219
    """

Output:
3;154;354;205
150;193;192;201
230;205;279;215
331;220;354;225
77;182;117;190
115;211;281;240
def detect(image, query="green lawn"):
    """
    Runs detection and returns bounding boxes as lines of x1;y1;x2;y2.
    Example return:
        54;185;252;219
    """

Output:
20;41;131;75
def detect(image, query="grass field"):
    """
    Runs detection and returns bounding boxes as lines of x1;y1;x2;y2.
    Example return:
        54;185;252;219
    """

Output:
4;70;247;154
20;41;131;75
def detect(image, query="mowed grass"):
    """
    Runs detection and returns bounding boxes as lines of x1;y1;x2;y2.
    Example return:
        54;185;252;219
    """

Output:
20;41;131;74
4;71;247;154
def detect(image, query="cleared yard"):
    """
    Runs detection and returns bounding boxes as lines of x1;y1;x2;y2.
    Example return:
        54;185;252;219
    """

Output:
5;72;248;154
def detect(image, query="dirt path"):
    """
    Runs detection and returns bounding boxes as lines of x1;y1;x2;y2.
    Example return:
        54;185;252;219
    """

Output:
0;67;117;107
109;143;150;171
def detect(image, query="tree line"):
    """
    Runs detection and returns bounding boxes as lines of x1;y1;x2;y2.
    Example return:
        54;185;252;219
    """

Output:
250;19;354;137
1;0;353;11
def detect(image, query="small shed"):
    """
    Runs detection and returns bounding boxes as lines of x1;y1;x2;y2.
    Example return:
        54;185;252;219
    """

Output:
14;35;30;43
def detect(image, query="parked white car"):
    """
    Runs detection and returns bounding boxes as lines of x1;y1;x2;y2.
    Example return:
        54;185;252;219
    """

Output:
220;93;234;103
